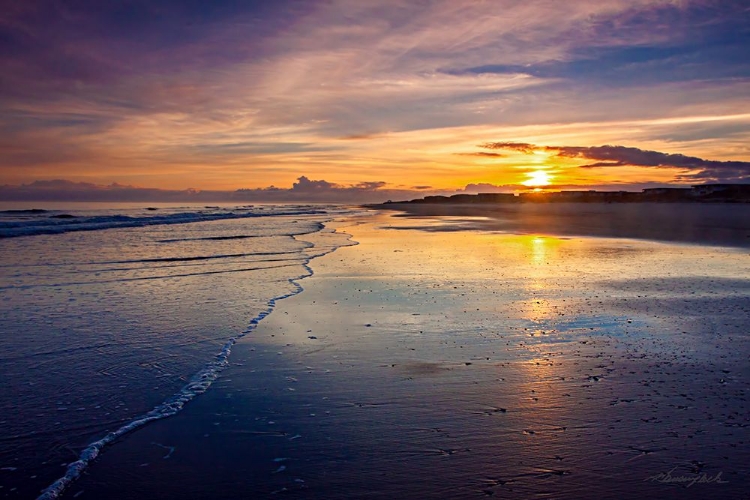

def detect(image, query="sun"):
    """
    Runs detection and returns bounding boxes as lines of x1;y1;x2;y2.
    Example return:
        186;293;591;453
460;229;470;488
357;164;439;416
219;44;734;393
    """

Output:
522;170;552;187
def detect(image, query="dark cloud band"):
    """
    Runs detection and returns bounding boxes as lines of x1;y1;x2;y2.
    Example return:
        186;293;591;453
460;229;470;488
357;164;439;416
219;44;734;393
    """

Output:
480;142;750;183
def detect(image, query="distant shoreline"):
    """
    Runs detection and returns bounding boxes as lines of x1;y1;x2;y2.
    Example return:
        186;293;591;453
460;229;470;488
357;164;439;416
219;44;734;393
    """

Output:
373;183;750;206
367;201;750;248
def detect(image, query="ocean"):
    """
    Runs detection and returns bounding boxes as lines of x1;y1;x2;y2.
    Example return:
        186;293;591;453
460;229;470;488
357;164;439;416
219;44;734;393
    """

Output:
0;204;358;498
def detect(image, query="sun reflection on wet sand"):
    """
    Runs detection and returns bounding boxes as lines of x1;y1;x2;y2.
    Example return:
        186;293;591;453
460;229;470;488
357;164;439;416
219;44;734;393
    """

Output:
70;212;750;500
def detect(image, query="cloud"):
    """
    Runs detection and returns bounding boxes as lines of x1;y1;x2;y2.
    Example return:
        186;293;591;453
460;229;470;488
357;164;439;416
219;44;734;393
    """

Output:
0;176;450;203
455;151;505;158
461;180;682;193
443;3;750;87
283;176;388;197
355;181;388;190
479;142;750;183
251;176;406;201
0;180;211;202
480;142;536;154
290;176;336;192
462;183;515;193
339;132;390;140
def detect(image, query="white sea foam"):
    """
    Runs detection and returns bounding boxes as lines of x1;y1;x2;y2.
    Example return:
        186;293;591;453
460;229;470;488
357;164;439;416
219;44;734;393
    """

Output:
0;207;327;238
35;222;357;499
0;204;362;498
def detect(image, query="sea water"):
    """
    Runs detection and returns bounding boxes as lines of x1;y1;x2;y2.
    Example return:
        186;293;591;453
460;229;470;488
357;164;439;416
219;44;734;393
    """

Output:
0;204;358;498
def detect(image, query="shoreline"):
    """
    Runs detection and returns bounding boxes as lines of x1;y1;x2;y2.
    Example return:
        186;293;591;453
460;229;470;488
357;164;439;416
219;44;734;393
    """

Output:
19;216;355;500
62;212;749;499
371;202;750;248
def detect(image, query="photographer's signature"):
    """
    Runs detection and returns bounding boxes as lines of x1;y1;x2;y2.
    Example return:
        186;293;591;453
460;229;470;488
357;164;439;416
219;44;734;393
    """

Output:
645;467;728;488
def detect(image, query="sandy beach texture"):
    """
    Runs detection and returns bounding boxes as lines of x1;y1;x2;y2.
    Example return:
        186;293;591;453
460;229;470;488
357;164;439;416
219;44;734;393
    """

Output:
64;211;748;499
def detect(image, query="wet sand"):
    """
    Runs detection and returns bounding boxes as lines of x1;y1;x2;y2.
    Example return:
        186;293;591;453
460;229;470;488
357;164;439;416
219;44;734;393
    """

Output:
380;202;750;248
63;213;749;499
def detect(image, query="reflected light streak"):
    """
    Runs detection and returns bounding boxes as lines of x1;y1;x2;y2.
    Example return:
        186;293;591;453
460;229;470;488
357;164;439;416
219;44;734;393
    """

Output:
521;236;563;320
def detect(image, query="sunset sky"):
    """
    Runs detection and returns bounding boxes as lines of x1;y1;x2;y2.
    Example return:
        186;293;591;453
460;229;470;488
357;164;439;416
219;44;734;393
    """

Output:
1;0;749;199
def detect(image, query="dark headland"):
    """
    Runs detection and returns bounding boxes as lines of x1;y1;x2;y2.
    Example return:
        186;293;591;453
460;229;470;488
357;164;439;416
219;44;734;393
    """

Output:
368;184;750;248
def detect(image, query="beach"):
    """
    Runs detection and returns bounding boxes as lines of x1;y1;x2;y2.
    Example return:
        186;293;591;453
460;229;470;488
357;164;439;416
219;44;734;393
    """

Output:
378;202;750;249
59;210;749;499
0;205;354;499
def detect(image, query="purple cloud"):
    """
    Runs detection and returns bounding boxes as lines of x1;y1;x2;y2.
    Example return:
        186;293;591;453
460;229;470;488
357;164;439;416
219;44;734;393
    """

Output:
0;176;448;203
455;152;506;158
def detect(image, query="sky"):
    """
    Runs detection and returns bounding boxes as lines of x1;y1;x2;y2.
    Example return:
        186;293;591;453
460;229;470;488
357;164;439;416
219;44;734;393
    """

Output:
1;0;750;201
